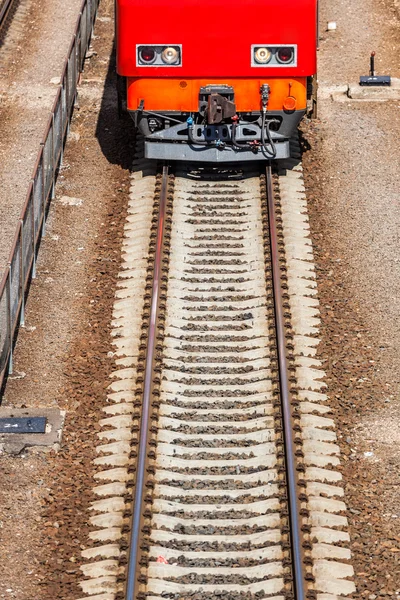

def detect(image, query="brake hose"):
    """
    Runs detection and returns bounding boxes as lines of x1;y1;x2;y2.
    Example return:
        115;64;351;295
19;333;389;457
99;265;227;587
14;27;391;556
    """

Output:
231;117;252;150
261;109;277;158
187;114;277;155
187;117;226;149
187;117;208;145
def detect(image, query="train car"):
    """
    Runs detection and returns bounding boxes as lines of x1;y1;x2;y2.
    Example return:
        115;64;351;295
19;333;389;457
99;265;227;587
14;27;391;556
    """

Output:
116;0;318;162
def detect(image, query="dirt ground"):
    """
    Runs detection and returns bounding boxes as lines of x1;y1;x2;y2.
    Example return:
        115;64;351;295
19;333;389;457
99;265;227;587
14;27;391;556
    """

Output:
0;0;400;597
301;0;400;594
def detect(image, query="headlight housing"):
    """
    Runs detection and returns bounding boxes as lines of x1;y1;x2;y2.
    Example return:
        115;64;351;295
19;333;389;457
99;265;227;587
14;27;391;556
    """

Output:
161;46;180;64
276;47;294;64
254;47;272;64
251;45;297;67
138;47;156;64
137;45;182;67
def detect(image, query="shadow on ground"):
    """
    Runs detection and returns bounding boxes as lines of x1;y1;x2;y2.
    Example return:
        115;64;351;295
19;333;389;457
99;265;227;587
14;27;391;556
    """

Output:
95;40;136;169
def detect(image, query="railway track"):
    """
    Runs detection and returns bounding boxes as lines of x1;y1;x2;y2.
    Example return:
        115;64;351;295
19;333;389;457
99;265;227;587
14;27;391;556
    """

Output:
79;145;355;600
0;0;17;40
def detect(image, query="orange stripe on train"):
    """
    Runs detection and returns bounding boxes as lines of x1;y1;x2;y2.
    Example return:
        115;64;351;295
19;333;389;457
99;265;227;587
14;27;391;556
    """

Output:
127;78;307;113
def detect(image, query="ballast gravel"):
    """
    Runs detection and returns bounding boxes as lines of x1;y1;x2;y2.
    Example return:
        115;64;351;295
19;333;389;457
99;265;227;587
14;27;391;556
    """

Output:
301;0;400;595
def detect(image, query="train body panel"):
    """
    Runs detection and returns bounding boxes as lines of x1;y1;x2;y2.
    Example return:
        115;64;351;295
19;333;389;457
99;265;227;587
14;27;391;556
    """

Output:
116;0;318;162
117;0;317;78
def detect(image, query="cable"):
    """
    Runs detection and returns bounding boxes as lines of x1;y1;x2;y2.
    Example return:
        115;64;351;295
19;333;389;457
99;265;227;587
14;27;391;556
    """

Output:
260;109;277;158
231;115;260;152
187;117;225;149
141;110;182;124
187;117;208;145
231;117;251;149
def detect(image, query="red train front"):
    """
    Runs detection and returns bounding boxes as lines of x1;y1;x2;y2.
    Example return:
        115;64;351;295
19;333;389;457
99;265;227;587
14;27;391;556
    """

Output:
116;0;318;162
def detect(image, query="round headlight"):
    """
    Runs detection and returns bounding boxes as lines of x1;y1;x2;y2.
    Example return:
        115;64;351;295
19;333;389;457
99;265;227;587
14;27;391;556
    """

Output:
161;46;180;65
139;47;156;64
255;47;271;64
276;47;294;64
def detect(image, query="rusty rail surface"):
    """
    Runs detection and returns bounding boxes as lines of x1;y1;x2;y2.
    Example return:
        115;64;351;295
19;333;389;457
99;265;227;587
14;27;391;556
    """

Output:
125;166;170;600
0;0;99;391
266;165;308;600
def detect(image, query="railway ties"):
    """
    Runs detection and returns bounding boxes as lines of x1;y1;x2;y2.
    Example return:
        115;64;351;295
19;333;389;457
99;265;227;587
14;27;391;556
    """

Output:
79;147;355;600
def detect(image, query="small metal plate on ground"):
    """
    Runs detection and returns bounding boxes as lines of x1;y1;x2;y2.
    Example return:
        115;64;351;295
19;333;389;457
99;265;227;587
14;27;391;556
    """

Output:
0;408;65;454
360;75;391;86
0;416;47;434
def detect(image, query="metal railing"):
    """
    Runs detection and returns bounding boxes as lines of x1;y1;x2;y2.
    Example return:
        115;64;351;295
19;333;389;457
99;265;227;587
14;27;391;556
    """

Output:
0;0;100;390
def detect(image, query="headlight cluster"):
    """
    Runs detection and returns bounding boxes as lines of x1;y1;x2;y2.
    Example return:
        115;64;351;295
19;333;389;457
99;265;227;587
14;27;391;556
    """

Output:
137;45;181;66
137;44;296;67
252;45;297;67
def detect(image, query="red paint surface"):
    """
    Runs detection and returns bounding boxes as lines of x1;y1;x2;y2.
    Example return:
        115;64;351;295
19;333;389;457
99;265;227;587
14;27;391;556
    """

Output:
116;0;317;78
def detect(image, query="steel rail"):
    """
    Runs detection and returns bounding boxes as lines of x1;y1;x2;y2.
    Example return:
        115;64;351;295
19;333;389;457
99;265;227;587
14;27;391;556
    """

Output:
0;0;15;34
125;165;169;600
266;164;307;600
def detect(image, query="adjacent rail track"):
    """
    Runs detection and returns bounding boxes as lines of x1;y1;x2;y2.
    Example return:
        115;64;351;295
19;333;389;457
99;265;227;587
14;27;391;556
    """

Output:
0;0;99;391
0;0;17;39
79;146;354;600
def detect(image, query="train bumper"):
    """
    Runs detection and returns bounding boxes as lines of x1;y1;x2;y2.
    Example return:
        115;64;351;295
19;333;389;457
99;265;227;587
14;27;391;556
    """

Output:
142;113;304;162
127;78;307;162
145;139;290;162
